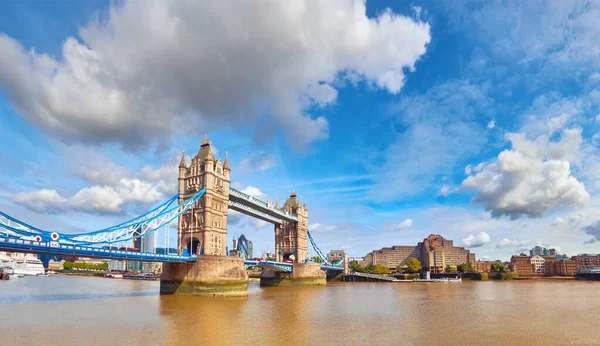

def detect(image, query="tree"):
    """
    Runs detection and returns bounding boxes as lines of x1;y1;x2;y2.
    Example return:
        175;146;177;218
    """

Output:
490;261;508;273
350;261;364;273
364;264;389;274
310;256;323;263
406;257;422;273
445;265;457;273
457;262;474;273
395;264;406;273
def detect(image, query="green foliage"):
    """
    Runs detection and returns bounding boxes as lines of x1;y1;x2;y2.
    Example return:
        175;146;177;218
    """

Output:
490;261;508;273
457;262;474;273
473;273;488;280
365;264;390;275
350;261;365;273
494;273;515;280
406;257;422;273
397;273;421;280
445;265;457;273
310;256;323;263
63;261;108;271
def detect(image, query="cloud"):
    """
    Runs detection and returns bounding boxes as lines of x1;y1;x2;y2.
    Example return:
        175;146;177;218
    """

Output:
13;189;68;214
496;238;530;249
394;218;413;230
0;1;431;150
239;152;276;172
14;178;163;214
552;217;565;226
487;120;496;129
463;231;491;248
437;185;455;197
306;83;338;107
308;223;338;232
465;165;472;175
583;221;600;244
12;148;182;214
461;128;590;219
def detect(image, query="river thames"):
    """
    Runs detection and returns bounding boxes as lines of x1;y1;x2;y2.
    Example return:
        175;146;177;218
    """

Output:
0;275;599;346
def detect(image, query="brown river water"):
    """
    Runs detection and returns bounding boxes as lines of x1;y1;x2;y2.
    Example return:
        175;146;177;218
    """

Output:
0;275;599;346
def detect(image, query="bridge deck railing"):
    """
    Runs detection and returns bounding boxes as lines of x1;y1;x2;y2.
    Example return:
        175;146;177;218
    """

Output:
229;188;298;221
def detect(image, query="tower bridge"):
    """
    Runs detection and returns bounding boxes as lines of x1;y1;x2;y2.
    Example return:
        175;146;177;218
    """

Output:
0;137;347;296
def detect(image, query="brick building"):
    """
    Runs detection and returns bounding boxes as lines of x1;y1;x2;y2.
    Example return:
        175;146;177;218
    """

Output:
474;260;492;273
511;255;578;276
362;235;476;273
572;254;600;269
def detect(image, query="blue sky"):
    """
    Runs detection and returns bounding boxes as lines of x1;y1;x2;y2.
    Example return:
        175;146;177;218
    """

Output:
1;1;600;260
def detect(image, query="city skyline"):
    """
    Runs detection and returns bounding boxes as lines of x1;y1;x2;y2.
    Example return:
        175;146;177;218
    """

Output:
2;1;600;260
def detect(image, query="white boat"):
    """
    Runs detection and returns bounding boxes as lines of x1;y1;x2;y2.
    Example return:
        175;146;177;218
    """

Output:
12;255;45;276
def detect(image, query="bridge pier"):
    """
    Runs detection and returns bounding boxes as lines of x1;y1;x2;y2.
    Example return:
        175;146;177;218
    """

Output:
260;263;325;287
160;255;248;297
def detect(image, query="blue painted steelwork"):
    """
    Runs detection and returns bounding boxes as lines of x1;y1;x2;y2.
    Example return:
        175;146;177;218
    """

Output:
228;200;283;224
243;259;293;273
0;237;195;263
229;188;298;222
0;188;206;245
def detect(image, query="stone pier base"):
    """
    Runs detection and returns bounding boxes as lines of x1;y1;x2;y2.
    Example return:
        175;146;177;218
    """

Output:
260;263;326;287
160;256;248;297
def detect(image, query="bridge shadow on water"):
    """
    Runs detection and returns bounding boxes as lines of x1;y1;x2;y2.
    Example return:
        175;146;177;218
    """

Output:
0;290;157;305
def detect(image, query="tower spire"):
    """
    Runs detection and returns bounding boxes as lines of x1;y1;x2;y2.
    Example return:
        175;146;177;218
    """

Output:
224;151;230;171
179;149;187;168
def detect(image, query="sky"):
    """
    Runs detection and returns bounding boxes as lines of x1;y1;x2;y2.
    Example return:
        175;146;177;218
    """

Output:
1;0;600;261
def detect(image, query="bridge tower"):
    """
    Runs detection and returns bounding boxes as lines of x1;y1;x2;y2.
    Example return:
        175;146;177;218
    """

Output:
177;137;230;256
275;191;308;263
161;137;247;297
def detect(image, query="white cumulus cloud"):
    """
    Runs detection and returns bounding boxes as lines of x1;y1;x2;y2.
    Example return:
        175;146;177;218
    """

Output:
487;119;496;129
461;128;590;219
463;231;491;248
0;1;431;150
552;217;565;226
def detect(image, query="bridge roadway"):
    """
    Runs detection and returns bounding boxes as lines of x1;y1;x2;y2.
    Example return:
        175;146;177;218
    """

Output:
228;188;297;224
0;237;343;272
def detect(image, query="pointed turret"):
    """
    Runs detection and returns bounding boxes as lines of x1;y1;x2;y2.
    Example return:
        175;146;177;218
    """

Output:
179;150;187;168
223;151;230;171
196;134;215;162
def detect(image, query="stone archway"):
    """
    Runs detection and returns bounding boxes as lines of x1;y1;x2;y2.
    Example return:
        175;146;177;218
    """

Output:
186;238;201;255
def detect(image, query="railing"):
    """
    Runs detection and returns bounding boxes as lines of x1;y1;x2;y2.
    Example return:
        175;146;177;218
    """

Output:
229;188;298;221
578;267;600;274
228;200;283;224
243;259;293;272
351;272;398;281
0;237;193;262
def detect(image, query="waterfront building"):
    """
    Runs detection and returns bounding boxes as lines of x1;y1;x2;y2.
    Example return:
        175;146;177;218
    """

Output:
326;250;345;263
545;259;578;276
474;260;492;273
142;262;162;274
571;254;600;269
109;260;127;271
531;255;546;273
361;235;476;273
510;255;535;276
48;260;64;271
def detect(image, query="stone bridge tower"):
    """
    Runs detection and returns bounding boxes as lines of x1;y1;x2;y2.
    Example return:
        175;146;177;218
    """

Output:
275;191;308;263
177;137;230;256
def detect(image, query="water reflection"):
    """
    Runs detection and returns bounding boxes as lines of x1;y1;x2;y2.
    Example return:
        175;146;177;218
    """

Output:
1;276;599;346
